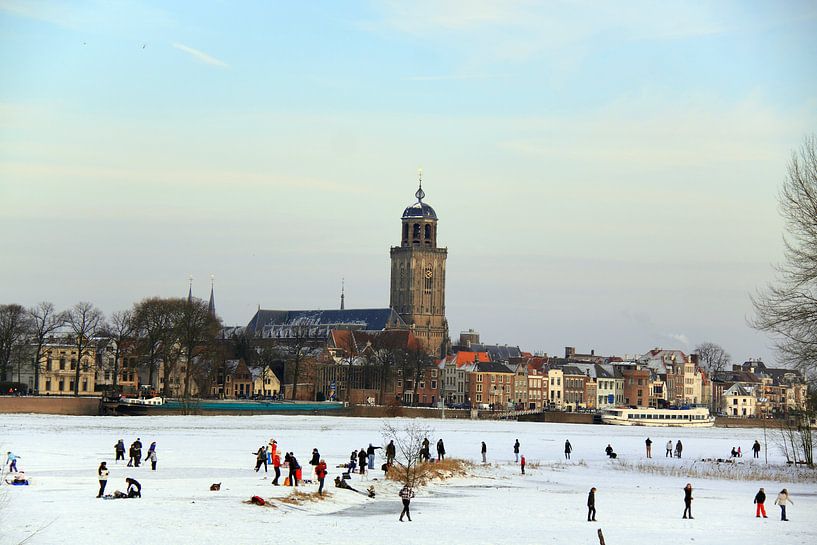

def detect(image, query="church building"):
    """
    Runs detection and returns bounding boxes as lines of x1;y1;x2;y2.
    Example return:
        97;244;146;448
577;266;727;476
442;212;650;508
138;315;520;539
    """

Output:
389;180;449;357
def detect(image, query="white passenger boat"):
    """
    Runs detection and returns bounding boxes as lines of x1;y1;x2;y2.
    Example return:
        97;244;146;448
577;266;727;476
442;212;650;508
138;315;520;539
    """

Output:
601;406;714;427
119;396;164;406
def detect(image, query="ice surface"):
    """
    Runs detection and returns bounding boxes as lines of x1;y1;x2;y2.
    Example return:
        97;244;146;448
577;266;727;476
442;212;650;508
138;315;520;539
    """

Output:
1;414;815;544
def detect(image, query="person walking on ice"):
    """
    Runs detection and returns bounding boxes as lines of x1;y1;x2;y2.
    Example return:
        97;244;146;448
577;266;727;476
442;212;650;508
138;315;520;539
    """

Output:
752;440;761;459
520;455;526;474
645;437;652;458
682;483;694;519
587;487;597;521
675;440;683;458
145;442;157;470
481;441;487;463
564;440;572;460
775;489;792;521
513;439;520;462
97;462;109;498
6;451;19;473
316;459;328;496
666;440;673;457
399;484;415;522
754;487;767;518
254;445;268;473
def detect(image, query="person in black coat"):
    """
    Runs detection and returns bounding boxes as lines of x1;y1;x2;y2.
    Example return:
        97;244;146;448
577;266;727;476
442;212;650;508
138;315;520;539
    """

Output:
605;444;614;457
288;453;300;486
126;477;141;498
683;483;693;519
481;441;487;463
386;440;396;465
752;440;761;459
754;487;767;518
310;448;320;466
358;448;367;474
513;439;520;462
254;446;268;473
564;440;572;460
115;440;126;462
587;487;597;521
436;439;445;461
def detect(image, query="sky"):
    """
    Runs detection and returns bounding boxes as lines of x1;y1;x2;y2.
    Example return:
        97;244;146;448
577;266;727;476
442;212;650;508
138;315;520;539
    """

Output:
1;1;816;364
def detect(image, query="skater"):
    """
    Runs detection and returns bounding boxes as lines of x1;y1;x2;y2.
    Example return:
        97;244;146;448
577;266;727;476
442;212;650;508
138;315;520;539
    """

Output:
775;489;792;521
737;446;742;458
271;450;281;485
316;459;328;495
436;439;445;461
731;447;738;458
564;440;572;460
358;448;367;474
115;439;126;461
645;437;652;458
481;441;487;463
398;484;414;521
675;440;683;458
366;444;381;469
125;477;141;498
605;444;614;458
268;439;277;464
254;445;268;473
587;487;597;521
386;440;396;465
520;454;526;474
288;453;300;486
682;483;693;519
6;451;19;473
97;462;109;497
666;440;673;457
754;487;767;518
513;439;520;462
752;440;761;459
310;448;320;467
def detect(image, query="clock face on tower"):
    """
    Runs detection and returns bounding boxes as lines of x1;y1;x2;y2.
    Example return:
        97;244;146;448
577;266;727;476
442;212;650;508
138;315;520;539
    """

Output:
425;269;433;279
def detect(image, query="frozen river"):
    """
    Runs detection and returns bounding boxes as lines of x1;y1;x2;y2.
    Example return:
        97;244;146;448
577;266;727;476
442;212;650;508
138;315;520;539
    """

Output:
1;414;814;544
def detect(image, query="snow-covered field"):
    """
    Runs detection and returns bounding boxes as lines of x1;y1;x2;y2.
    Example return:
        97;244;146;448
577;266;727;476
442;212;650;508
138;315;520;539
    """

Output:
1;414;815;545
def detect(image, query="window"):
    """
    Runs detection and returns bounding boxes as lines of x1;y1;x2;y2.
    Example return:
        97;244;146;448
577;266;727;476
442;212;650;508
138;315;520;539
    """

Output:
45;380;51;391
431;380;437;389
58;380;64;391
59;358;66;370
69;380;74;392
70;359;76;371
46;358;53;371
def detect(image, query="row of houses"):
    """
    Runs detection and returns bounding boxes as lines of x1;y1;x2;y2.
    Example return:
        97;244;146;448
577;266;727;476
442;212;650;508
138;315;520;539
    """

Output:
11;331;808;417
14;338;281;400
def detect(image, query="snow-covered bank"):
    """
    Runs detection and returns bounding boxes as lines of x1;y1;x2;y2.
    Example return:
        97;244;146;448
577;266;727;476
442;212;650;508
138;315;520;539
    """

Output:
1;415;814;545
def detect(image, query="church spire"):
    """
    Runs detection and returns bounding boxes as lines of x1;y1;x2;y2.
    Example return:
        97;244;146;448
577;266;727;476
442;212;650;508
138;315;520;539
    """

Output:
208;275;216;317
187;275;193;303
415;167;425;202
340;277;345;310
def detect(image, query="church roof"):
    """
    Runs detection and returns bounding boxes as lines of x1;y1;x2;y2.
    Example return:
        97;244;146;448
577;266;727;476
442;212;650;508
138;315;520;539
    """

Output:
246;308;407;338
402;201;438;220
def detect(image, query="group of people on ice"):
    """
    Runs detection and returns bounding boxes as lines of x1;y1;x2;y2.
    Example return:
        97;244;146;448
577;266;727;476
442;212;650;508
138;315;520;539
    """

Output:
91;437;156;499
114;437;157;470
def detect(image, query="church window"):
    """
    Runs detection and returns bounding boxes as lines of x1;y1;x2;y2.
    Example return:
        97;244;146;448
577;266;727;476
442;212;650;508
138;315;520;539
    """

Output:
413;223;420;240
424;266;432;292
424;224;431;243
403;223;409;241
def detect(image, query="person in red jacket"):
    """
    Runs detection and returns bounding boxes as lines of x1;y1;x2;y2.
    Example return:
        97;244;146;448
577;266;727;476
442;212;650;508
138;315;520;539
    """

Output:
316;459;328;495
520;455;526;475
272;451;281;486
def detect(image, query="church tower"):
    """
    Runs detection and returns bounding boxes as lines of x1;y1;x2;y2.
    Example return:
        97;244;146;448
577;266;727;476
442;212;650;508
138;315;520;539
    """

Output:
390;174;449;356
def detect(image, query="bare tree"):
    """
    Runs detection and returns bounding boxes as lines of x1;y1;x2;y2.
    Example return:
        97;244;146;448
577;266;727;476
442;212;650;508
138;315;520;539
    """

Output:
752;135;817;376
0;304;31;382
381;421;433;487
103;310;136;392
133;298;180;392
177;298;220;399
27;302;66;393
694;342;731;378
65;302;105;396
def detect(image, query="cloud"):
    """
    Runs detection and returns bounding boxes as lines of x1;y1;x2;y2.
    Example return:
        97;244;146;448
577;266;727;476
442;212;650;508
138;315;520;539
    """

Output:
172;43;228;68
